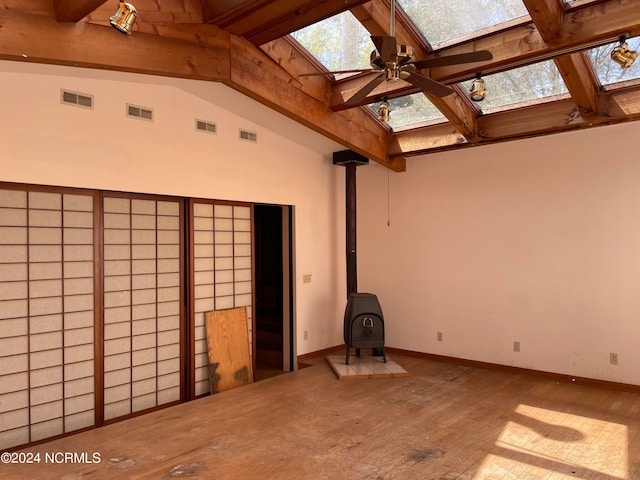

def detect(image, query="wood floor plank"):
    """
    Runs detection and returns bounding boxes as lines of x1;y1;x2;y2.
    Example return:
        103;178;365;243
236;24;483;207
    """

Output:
3;353;640;479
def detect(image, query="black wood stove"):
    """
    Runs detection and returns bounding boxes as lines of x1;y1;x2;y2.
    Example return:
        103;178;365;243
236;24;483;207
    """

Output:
343;292;386;365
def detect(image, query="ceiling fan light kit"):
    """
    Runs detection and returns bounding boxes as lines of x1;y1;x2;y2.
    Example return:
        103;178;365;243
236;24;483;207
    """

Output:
110;1;137;35
298;0;493;109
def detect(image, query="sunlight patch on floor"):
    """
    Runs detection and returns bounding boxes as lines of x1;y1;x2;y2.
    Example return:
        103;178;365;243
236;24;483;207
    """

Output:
474;403;628;479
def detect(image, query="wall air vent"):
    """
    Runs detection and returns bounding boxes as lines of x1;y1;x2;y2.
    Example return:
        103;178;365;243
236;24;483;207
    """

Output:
127;104;153;121
196;119;217;134
239;129;257;143
61;89;93;109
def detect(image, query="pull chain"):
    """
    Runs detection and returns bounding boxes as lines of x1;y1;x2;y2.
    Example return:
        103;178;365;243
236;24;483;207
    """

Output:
387;167;391;227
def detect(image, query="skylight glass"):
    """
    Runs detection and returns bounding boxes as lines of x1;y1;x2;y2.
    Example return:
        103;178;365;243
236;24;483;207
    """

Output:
290;11;372;73
587;36;640;87
397;0;529;46
369;93;446;130
460;61;569;112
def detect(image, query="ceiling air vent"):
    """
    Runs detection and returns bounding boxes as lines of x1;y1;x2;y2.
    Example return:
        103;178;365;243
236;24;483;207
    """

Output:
196;119;217;134
61;89;93;109
239;129;257;143
127;104;153;121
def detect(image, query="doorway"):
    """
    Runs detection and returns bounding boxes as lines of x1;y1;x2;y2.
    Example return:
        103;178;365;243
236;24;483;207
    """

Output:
254;204;294;378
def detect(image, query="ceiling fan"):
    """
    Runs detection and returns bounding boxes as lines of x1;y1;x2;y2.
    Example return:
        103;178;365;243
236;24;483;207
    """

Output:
299;0;493;107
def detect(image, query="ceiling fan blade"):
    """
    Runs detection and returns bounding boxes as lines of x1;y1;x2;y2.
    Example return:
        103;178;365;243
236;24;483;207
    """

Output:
371;35;397;63
299;68;377;77
344;72;386;106
403;71;454;98
411;50;493;69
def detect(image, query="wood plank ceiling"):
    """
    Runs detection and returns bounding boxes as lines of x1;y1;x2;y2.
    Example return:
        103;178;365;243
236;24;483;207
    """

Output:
1;0;639;172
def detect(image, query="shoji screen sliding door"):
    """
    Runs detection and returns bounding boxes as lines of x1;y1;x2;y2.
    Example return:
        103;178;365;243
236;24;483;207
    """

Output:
191;201;253;397
0;187;97;450
102;194;184;421
1;184;255;450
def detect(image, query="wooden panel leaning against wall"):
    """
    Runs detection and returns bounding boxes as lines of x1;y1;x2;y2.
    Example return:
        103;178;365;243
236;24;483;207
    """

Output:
190;200;253;398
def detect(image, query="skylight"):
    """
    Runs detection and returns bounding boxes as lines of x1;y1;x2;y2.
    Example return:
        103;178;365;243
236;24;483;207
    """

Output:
397;0;529;47
290;11;372;73
288;0;639;138
459;61;569;113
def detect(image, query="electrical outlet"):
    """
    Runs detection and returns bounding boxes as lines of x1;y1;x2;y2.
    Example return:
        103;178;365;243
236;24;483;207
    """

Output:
513;341;520;352
303;330;309;340
610;352;618;365
437;332;443;342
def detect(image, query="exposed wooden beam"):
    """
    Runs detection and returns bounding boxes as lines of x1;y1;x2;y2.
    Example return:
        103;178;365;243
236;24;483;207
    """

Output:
202;0;371;46
521;0;564;40
228;35;399;170
0;10;229;80
262;1;480;144
389;124;467;158
259;37;331;104
277;0;482;145
425;86;481;140
522;0;607;117
554;53;600;115
351;0;430;55
53;0;109;22
201;0;269;25
390;84;640;158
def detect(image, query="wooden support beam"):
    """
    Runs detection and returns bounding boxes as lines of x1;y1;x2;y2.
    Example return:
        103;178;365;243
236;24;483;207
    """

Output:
351;0;430;55
425;86;480;141
228;35;398;170
202;0;371;46
389;124;468;158
521;0;564;40
390;84;640;158
0;10;229;80
554;52;600;115
259;37;331;104
53;0;109;22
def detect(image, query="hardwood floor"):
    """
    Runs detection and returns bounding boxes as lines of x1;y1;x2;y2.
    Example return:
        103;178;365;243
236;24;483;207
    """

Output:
4;353;640;479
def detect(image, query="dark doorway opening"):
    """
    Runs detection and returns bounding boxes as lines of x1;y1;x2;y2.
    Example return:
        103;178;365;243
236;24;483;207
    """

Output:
254;204;293;379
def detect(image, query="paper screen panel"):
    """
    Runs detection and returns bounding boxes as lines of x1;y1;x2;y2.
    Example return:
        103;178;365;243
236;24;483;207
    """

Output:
0;188;95;450
192;202;253;396
103;196;182;421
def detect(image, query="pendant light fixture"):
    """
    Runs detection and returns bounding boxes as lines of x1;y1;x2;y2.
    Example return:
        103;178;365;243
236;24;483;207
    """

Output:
377;98;391;122
469;74;486;102
110;1;137;35
611;36;637;69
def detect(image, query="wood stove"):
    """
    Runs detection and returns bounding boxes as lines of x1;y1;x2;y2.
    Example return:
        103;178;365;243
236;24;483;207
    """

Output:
343;292;386;365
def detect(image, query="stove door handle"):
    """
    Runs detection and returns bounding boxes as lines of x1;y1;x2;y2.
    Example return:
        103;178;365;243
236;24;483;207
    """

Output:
362;317;374;328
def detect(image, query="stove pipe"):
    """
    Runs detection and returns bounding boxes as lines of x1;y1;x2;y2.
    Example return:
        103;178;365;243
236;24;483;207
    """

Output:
333;150;369;298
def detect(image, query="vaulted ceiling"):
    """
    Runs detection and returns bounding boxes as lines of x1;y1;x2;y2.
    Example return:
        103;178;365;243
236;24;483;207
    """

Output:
1;0;639;171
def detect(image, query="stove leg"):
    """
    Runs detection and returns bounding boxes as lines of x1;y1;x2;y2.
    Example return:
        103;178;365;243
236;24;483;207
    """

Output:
356;348;361;358
382;348;387;363
345;347;350;365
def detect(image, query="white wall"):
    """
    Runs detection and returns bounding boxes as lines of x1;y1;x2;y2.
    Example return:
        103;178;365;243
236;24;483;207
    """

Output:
0;60;346;356
358;121;640;385
7;60;638;384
